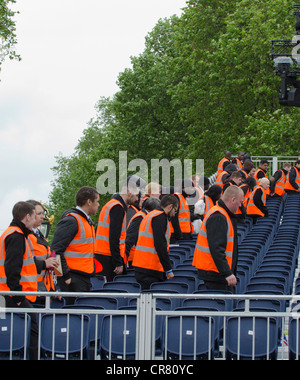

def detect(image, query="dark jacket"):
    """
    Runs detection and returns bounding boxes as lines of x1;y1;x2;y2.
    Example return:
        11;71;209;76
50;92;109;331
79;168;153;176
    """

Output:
134;207;172;280
197;199;239;284
4;219;45;303
50;207;95;280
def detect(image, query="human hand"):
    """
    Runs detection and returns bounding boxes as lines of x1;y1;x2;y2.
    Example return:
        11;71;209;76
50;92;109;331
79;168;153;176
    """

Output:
113;266;124;275
225;274;237;286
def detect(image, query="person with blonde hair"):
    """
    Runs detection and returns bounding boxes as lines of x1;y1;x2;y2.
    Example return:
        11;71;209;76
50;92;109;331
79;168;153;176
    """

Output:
246;178;270;223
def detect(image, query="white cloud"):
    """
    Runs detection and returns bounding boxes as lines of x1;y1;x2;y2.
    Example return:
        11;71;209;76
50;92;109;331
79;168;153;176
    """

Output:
0;0;187;231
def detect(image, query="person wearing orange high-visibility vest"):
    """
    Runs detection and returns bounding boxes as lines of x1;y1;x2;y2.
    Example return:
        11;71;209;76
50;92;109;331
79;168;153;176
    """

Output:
216;151;232;174
193;186;244;292
27;200;56;296
125;197;161;267
246;178;270;224
51;187;99;304
270;163;291;197
170;179;194;243
284;160;300;194
95;178;140;281
0;201;56;360
133;195;178;291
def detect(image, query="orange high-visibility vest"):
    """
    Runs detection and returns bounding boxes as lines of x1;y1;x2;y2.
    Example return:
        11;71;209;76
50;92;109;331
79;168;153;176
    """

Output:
95;199;127;264
0;227;37;302
215;171;228;189
254;168;268;185
127;210;147;263
274;170;286;196
132;210;171;272
64;213;95;274
175;193;191;233
217;157;231;174
246;185;267;217
28;233;55;291
192;206;234;273
203;195;214;218
284;167;300;192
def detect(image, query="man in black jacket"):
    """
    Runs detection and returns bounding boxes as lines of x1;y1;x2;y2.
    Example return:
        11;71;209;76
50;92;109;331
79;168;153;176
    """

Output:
133;195;178;291
194;186;244;292
1;201;58;359
50;186;99;303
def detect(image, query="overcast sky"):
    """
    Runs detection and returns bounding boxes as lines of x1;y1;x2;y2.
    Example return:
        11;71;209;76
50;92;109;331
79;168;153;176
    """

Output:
0;0;187;231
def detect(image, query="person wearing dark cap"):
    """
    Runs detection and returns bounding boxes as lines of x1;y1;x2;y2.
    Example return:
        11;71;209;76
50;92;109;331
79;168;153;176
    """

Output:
170;179;194;242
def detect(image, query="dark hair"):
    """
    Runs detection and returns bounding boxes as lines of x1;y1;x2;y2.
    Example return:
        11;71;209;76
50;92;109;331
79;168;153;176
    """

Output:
205;185;222;202
160;194;179;209
260;159;268;165
143;197;161;212
12;201;35;220
76;186;99;207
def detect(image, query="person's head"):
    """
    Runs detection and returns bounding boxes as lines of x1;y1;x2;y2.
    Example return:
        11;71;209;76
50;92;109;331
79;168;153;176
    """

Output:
249;167;256;177
258;177;270;190
142;197;161;212
295;160;300;169
145;182;161;199
26;200;45;228
120;177;141;205
244;176;256;190
283;163;292;172
12;201;36;231
243;159;255;171
230;171;244;186
76;186;100;215
259;159;269;171
237;151;245;161
222;185;244;214
160;194;179;220
225;151;232;160
205;185;222;203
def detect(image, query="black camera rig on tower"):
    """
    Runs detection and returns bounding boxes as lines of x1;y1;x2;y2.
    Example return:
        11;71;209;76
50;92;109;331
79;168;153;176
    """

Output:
271;4;300;106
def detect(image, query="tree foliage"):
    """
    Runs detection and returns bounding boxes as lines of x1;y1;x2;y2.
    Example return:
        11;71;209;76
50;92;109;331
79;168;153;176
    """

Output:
49;0;300;221
0;0;20;68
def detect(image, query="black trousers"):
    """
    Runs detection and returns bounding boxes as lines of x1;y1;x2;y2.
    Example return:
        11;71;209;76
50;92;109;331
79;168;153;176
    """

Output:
57;272;91;305
135;271;163;291
4;296;39;360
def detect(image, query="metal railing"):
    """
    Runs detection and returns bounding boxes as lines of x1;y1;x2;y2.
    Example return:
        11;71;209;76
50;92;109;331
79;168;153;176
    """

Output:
1;291;300;360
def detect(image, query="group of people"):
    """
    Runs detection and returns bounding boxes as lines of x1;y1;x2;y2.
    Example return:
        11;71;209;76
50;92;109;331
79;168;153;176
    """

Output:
0;153;299;359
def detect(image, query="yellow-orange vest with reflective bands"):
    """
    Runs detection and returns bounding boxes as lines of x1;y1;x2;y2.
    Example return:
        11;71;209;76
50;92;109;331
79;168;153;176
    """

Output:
64;213;95;274
133;210;170;272
193;206;234;273
0;227;38;302
95;199;127;264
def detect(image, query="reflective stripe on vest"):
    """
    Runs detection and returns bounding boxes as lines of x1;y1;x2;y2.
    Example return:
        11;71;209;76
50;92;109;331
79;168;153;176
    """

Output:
274;170;286;196
132;210;170;272
203;195;214;218
246;185;266;217
64;213;95;274
95;199;127;263
284;167;300;192
127;210;147;262
28;233;54;291
192;205;234;273
215;171;227;189
0;227;37;302
217;158;230;174
175;193;191;233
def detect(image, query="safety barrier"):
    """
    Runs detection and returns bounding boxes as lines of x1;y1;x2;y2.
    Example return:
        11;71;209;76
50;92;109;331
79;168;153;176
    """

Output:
1;291;300;360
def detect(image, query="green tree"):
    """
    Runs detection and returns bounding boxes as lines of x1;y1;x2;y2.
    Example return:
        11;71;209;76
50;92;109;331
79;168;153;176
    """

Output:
0;0;20;68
